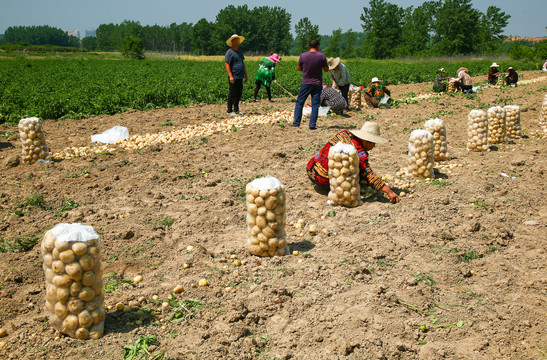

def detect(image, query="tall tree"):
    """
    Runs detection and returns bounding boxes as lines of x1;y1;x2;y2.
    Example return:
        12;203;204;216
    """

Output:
395;2;438;57
325;28;342;57
431;0;481;55
191;18;217;55
294;17;320;54
341;29;358;58
360;0;404;59
477;6;510;53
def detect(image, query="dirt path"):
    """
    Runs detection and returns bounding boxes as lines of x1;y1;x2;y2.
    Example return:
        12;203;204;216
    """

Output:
0;71;545;360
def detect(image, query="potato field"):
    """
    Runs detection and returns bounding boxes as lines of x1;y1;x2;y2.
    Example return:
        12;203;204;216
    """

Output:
0;57;542;124
0;55;546;360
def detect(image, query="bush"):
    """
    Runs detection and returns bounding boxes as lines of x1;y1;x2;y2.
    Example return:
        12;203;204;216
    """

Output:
121;36;144;60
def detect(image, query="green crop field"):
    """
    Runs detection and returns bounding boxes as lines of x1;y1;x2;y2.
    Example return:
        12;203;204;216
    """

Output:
0;56;542;124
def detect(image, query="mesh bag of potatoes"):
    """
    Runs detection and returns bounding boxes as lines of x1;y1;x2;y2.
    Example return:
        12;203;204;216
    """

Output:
487;106;507;144
327;142;362;207
246;176;290;257
407;130;435;179
424;118;448;161
467;110;489;152
504;105;521;139
18;117;50;165
541;95;547;133
41;223;105;340
348;85;361;109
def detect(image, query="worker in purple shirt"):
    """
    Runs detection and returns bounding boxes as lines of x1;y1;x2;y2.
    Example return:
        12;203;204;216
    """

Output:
292;39;329;130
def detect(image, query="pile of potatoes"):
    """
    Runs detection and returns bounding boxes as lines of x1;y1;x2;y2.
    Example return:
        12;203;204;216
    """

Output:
424;118;448;161
348;87;361;109
467;110;489;152
246;176;290;257
327;142;361;207
41;223;104;340
447;79;456;93
504;105;521;139
407;130;435;179
53;111;293;159
487;106;507;144
18;117;50;165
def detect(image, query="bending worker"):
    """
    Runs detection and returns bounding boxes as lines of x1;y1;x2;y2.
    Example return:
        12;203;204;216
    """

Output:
327;57;351;106
307;122;401;204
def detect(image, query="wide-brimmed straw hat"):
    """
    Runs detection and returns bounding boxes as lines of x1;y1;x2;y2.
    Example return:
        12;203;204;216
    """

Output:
352;122;388;144
457;67;468;73
269;53;280;63
226;34;245;47
327;57;340;70
507;66;514;70
490;62;500;68
371;77;382;83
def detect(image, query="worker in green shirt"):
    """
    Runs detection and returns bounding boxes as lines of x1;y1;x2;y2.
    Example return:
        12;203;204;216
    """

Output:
253;53;280;102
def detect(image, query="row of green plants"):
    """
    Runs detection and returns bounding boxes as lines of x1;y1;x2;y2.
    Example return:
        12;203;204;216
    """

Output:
0;58;542;124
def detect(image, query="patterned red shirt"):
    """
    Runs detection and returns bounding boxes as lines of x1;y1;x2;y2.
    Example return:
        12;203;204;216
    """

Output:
307;130;385;190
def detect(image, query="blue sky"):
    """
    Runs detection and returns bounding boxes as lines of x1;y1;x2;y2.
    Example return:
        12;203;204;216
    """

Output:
1;0;545;37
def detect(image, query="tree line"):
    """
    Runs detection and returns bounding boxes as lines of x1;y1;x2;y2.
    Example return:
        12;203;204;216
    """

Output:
86;5;293;55
1;25;80;48
1;1;545;59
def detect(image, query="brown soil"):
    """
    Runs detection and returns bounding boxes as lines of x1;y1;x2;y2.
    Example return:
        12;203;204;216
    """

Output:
0;71;546;360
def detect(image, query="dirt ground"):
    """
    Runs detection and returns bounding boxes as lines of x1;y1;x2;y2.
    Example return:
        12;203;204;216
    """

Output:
0;71;546;360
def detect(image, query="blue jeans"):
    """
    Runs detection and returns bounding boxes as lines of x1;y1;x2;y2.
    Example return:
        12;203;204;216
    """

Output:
293;84;322;128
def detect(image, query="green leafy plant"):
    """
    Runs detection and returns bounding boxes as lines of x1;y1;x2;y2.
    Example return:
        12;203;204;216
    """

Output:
55;199;79;217
103;272;133;293
156;217;173;227
166;294;203;323
122;335;161;360
23;193;51;210
0;235;40;253
458;250;480;263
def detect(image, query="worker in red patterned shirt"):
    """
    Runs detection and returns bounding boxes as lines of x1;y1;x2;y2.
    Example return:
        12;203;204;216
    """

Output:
307;122;401;204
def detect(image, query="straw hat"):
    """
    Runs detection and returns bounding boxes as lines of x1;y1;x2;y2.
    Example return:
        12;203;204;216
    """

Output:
490;62;500;68
457;67;468;73
508;66;514;70
371;77;382;83
327;57;340;70
269;53;280;63
226;34;245;47
352;122;388;144
439;68;445;73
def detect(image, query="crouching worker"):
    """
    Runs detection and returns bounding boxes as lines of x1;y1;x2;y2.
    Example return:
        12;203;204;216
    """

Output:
307;122;401;204
321;84;347;114
362;77;391;108
505;67;518;86
433;68;449;92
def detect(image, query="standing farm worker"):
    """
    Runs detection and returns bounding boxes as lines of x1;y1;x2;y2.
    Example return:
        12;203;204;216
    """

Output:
327;57;351;106
433;68;449;92
320;84;347;114
307;122;401;204
454;67;473;93
505;67;519;86
253;53;280;102
292;39;329;130
362;77;391;109
225;34;248;115
542;60;547;72
488;63;501;85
